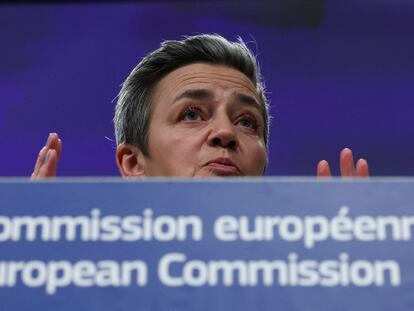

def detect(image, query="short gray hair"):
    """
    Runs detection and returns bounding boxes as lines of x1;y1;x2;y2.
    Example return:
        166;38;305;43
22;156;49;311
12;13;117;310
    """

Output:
114;34;269;156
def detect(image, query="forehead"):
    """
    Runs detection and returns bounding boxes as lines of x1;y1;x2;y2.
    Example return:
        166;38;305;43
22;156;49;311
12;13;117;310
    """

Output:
152;63;259;102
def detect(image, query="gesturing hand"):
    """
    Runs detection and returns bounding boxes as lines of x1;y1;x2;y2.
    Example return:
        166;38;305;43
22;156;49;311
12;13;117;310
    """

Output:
316;148;369;177
31;133;62;179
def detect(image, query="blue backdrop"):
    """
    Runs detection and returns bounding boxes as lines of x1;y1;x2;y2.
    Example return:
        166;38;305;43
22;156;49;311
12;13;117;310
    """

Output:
0;0;413;176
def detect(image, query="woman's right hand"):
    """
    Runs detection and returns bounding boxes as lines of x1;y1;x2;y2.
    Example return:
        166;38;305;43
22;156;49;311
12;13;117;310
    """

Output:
31;133;62;179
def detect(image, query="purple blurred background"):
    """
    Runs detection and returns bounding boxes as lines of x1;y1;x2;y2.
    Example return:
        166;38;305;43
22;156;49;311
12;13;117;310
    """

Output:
1;0;413;176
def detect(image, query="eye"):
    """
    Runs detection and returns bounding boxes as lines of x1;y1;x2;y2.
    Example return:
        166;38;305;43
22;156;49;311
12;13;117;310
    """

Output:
184;110;200;121
179;106;203;122
237;116;257;129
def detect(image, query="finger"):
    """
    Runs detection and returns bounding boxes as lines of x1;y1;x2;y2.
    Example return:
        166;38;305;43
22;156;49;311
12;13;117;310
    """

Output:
56;138;62;160
339;148;355;177
46;133;62;159
355;158;369;177
31;133;62;179
316;160;332;177
31;146;48;178
38;149;58;178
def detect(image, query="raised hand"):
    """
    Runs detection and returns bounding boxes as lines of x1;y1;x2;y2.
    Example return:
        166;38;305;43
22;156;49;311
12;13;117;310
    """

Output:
31;133;62;179
316;148;369;177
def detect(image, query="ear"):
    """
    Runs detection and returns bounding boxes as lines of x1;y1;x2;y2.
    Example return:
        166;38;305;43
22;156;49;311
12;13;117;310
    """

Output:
116;144;146;178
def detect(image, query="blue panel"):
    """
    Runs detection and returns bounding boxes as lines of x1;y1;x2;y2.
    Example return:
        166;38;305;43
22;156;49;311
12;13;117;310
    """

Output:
1;178;414;310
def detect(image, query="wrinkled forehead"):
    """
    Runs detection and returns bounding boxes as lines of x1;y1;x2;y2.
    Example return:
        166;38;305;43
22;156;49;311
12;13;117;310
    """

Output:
151;63;261;104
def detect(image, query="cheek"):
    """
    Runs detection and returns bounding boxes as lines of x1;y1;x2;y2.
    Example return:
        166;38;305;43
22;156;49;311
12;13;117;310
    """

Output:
244;140;267;175
149;130;204;166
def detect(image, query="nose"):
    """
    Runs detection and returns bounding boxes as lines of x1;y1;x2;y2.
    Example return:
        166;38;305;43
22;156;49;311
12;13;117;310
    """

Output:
208;116;238;150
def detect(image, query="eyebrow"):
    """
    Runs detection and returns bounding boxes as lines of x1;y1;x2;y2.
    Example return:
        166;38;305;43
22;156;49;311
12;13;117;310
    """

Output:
233;93;261;110
174;89;261;109
174;89;214;103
